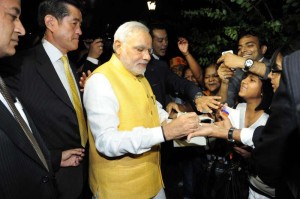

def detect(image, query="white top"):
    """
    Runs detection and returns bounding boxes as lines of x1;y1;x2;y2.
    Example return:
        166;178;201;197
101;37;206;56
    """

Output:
83;73;169;157
237;103;269;148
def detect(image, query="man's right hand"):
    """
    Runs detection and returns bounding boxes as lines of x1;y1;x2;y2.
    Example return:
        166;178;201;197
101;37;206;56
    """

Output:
61;148;85;167
162;112;200;140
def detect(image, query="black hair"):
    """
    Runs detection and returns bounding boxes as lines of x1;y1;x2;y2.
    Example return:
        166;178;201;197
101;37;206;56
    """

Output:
147;22;168;38
237;72;273;113
269;33;300;71
238;30;267;47
38;0;83;32
255;78;273;113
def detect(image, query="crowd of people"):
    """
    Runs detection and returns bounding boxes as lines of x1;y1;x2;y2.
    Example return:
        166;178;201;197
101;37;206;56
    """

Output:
0;0;300;199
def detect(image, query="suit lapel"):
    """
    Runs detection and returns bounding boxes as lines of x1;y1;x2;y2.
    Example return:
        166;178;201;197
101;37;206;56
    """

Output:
0;100;49;170
34;44;74;109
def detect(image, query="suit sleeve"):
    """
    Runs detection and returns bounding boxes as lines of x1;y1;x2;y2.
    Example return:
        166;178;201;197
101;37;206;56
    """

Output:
81;60;99;74
165;67;202;102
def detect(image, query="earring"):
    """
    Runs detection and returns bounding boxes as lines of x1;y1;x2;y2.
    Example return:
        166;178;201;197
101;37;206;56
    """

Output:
261;93;263;97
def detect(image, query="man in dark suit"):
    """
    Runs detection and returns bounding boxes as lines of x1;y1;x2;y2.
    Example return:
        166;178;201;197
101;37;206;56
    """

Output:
252;50;300;199
4;0;87;198
0;0;58;198
145;23;221;113
144;23;221;197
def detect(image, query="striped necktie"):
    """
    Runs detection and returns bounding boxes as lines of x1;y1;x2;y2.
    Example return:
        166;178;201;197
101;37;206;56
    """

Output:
61;55;88;147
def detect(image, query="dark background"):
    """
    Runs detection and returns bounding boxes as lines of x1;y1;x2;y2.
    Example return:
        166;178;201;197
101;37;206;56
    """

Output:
20;0;187;44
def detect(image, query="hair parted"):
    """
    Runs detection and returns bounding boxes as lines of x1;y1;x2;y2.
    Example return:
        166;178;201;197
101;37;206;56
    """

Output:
38;0;82;32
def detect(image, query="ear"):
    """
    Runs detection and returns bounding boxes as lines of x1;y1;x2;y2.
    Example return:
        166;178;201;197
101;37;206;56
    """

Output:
261;45;267;55
44;15;57;31
114;40;122;55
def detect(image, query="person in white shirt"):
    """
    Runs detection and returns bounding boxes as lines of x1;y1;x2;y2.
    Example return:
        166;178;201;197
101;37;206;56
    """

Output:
84;21;201;199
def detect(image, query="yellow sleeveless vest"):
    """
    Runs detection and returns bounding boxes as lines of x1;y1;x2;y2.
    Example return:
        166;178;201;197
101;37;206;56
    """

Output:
89;54;164;199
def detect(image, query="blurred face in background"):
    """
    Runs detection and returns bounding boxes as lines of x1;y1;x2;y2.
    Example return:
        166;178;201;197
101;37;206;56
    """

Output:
204;64;221;95
152;28;168;57
268;53;283;92
184;68;198;86
237;35;267;61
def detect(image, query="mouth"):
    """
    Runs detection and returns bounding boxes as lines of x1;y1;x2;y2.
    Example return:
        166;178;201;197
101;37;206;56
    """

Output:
11;39;19;44
240;85;247;91
242;54;252;58
139;62;149;67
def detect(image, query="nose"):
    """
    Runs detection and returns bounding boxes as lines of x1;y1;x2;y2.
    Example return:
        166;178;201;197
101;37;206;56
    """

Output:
15;18;26;36
76;26;82;36
267;71;272;79
162;40;167;46
143;50;151;61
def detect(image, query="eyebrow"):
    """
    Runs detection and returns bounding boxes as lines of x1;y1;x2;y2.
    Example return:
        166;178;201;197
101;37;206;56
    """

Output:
72;17;82;22
9;7;21;15
238;41;256;47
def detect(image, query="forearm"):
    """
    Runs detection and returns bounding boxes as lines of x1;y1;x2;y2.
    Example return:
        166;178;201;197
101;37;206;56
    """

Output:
249;61;267;78
207;124;242;143
93;126;164;157
184;53;203;83
217;80;229;104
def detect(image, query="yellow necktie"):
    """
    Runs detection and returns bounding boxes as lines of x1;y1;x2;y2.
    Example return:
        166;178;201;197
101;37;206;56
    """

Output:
61;55;87;147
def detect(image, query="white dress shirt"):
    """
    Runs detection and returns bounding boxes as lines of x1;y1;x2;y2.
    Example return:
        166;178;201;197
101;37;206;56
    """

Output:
83;73;168;157
42;39;81;103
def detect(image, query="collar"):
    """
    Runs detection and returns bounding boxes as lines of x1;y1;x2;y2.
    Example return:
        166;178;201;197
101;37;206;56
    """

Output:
42;39;64;63
152;54;160;60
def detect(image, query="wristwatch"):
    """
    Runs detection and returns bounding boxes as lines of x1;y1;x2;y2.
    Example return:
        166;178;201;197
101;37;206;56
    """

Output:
227;127;235;143
242;58;254;72
194;92;203;101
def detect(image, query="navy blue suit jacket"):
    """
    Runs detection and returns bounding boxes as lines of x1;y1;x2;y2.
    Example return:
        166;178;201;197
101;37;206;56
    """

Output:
145;56;201;108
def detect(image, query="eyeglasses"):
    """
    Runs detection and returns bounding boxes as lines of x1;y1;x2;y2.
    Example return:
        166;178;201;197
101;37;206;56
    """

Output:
271;69;282;74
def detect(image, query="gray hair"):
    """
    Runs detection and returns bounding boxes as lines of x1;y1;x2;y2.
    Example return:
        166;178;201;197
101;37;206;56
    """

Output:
113;21;149;51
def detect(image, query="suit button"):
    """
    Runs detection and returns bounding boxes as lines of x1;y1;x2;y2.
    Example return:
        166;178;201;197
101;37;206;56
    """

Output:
42;176;49;183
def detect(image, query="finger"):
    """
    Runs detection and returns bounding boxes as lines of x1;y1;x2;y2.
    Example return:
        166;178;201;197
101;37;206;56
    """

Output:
187;133;195;141
210;96;222;100
216;55;224;64
69;148;85;155
200;104;212;113
206;101;221;110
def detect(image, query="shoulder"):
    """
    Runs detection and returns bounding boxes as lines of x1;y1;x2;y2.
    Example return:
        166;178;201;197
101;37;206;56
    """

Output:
236;102;246;110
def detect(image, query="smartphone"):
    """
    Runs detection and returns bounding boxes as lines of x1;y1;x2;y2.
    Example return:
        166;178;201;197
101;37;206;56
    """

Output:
222;50;233;55
222;50;235;71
